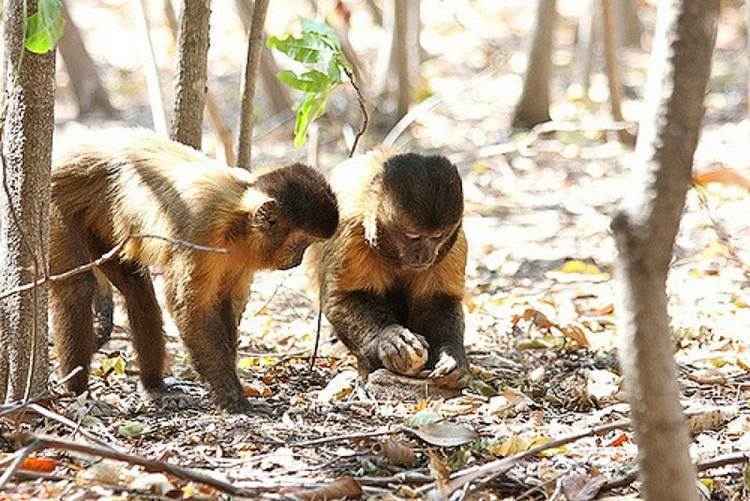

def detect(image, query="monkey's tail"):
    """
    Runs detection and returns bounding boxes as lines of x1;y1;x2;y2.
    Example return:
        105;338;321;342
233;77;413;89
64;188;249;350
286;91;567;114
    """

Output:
92;269;114;351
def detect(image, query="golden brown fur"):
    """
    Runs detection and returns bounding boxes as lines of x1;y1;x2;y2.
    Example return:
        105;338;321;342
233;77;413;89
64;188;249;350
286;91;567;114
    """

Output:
306;149;467;384
51;128;338;413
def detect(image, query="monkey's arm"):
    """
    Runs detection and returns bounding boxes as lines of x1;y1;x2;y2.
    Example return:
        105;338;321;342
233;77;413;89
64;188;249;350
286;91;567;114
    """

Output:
325;290;428;375
408;294;467;382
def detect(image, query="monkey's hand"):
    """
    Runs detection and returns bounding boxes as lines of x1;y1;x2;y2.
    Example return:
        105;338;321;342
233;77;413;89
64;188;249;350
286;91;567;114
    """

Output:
378;325;429;376
143;378;198;411
428;350;470;389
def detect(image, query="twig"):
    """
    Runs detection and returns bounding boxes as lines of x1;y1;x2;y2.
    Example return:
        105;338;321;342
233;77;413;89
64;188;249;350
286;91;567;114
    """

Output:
357;471;433;487
419;419;631;497
0;440;41;490
0;234;226;301
343;66;368;158
12;432;248;496
27;403;122;452
291;428;400;447
602;450;750;493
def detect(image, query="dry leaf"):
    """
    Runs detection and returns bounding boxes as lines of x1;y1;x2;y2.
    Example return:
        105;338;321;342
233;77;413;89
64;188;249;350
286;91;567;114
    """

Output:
561;472;606;501
687;368;727;385
693;166;750;191
243;382;273;398
410;422;478;447
286;476;363;500
562;325;590;348
130;473;175;495
558;260;602;275
427;450;451;497
488;434;529;457
318;370;357;404
381;439;417;467
687;407;737;435
20;456;57;473
512;308;556;330
607;433;629;447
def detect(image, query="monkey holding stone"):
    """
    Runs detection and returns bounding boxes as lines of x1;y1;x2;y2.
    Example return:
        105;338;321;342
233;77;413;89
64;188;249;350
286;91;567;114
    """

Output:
306;149;468;385
50;128;339;413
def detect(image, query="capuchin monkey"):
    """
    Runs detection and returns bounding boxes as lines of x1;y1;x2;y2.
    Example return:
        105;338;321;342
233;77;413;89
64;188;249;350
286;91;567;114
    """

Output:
306;149;468;386
50;128;339;413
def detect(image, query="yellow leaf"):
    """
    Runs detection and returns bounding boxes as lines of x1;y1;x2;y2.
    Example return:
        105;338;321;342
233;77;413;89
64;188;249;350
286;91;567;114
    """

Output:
559;260;601;275
238;357;260;370
737;354;750;372
700;478;715;491
488;435;529;457
708;357;731;368
732;295;750;309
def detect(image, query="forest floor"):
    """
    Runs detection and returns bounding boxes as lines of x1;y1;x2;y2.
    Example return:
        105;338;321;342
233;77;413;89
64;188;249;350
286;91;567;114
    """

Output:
4;1;750;500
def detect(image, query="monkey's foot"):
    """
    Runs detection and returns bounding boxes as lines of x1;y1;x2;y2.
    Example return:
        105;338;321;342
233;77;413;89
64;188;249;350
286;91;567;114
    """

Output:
220;397;274;417
142;378;199;411
378;325;429;376
365;369;461;400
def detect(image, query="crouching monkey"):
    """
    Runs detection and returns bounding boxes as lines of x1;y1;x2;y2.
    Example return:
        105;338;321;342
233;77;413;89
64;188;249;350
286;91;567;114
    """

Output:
306;149;468;386
50;128;339;413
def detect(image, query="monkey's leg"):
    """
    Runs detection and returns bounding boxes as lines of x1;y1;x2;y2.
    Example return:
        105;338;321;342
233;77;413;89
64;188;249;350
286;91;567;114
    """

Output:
325;291;429;376
49;210;97;394
96;260;167;393
92;270;114;351
50;274;97;394
408;295;468;386
164;274;263;414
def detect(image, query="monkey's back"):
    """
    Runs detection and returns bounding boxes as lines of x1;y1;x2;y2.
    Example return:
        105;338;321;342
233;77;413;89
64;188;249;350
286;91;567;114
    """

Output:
52;128;252;266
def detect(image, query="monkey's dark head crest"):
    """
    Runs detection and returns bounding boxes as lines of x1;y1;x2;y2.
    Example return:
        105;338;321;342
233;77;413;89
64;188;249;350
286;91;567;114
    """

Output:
255;163;339;239
382;153;464;230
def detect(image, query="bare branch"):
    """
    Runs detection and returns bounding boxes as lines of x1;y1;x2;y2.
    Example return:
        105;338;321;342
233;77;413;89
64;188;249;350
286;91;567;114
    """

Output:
134;0;168;135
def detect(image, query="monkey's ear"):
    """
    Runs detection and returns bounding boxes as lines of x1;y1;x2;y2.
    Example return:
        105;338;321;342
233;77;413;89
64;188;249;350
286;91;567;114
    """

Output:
251;199;280;231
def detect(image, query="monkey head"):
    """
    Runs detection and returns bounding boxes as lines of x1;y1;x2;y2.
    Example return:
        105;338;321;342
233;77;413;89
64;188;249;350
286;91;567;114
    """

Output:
233;163;339;270
373;153;463;271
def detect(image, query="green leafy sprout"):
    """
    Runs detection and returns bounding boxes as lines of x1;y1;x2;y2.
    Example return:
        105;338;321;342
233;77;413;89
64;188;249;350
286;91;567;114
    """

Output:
25;0;65;54
267;19;356;149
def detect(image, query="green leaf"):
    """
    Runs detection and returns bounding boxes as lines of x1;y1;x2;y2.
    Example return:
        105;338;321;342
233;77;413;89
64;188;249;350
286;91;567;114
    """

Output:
293;92;329;148
301;18;340;49
117;420;146;438
277;69;331;93
25;0;64;54
266;33;331;64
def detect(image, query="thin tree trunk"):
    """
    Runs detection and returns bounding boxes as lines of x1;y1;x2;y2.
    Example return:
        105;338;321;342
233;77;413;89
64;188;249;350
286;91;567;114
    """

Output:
58;1;117;118
611;1;718;500
163;0;235;163
135;0;168;135
170;0;211;149
615;0;642;48
511;0;558;129
236;0;270;170
393;0;413;119
364;0;383;26
600;0;635;145
234;0;292;117
575;0;597;98
0;0;55;401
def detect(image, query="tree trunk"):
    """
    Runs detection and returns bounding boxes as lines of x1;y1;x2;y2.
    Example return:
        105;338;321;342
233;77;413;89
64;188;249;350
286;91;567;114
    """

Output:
236;0;270;170
600;0;635;146
58;1;117;118
234;0;292;117
0;0;56;401
575;0;597;98
611;1;718;500
511;0;558;129
615;0;642;48
393;0;415;119
170;0;211;149
135;0;168;135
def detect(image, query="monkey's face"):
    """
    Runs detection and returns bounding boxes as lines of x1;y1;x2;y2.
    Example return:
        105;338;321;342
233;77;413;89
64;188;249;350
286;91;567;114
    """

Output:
381;222;458;271
269;230;320;271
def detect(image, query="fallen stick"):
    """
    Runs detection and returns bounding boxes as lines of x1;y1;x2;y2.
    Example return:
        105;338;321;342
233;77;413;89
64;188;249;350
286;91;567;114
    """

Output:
10;432;247;496
601;450;750;493
419;419;630;497
291;428;400;447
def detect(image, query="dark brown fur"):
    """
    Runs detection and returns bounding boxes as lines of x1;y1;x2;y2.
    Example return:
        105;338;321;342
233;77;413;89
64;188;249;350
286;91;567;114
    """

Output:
306;149;468;384
50;128;338;413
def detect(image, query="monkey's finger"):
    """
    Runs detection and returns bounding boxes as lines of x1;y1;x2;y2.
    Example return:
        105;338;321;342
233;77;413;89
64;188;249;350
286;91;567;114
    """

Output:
429;353;458;378
398;332;429;359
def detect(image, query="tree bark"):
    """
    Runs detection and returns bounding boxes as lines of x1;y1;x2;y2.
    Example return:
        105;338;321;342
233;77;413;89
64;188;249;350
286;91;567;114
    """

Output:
392;0;417;119
58;1;117;118
0;0;56;401
236;0;270;170
511;0;558;129
575;0;597;98
611;1;718;500
170;0;211;149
